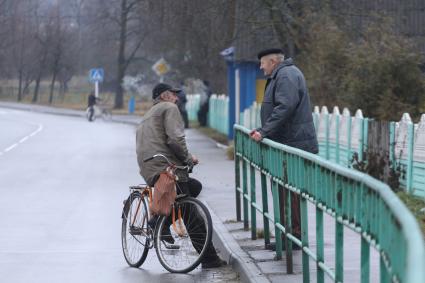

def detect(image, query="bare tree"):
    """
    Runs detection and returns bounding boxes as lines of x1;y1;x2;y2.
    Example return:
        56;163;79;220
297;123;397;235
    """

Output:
93;0;148;108
5;0;39;101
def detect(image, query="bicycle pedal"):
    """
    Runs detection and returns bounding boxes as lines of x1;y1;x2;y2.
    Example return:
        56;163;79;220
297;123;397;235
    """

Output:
146;238;154;249
162;241;180;250
129;226;144;235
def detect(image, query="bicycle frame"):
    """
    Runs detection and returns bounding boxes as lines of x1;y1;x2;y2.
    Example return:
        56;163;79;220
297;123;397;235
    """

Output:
127;185;187;239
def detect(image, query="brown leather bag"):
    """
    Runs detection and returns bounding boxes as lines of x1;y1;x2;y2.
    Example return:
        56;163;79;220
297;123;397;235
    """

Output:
150;167;177;216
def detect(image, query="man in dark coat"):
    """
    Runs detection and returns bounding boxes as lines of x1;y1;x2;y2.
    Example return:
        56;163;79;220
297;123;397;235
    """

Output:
250;48;318;153
176;83;189;128
250;48;318;249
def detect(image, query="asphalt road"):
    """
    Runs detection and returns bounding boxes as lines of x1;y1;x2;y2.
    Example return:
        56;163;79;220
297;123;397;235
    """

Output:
0;108;238;283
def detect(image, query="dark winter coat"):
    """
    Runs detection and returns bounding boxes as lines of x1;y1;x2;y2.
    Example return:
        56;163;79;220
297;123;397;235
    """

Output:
259;58;318;154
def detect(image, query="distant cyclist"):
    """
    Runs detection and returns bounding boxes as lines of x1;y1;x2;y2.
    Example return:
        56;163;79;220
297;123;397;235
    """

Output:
136;83;226;268
87;91;98;122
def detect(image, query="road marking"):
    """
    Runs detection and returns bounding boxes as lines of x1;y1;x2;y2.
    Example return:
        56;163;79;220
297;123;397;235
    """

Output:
0;123;43;156
4;144;18;152
19;136;29;143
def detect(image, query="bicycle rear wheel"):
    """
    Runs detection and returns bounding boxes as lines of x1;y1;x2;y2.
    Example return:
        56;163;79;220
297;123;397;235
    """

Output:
154;197;212;273
121;191;150;267
101;109;112;121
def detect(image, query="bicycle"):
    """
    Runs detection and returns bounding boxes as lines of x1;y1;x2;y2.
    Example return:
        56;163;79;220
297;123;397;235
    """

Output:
86;105;112;121
121;154;213;273
86;96;112;122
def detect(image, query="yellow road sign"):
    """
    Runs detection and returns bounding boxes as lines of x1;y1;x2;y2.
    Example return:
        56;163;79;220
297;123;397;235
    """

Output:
152;58;170;76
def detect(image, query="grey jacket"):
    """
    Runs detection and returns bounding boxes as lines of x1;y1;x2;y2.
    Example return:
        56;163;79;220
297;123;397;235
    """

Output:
136;101;193;186
259;58;318;154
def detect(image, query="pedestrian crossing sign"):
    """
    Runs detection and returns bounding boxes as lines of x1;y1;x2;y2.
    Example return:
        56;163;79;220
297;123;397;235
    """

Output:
89;68;104;83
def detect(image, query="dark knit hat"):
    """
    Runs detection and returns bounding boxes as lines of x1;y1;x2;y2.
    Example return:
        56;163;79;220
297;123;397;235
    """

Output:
257;48;284;60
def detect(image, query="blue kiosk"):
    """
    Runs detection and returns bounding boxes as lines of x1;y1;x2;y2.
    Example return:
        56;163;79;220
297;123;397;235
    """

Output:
223;48;265;139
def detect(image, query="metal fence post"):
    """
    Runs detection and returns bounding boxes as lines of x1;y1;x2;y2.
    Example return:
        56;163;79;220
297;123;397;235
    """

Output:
347;115;352;167
261;172;270;247
242;157;249;230
301;192;310;283
406;123;414;193
389;122;395;168
272;181;282;260
250;164;257;239
336;114;340;164
335;177;344;283
326;113;330;160
359;117;366;161
235;129;241;221
361;237;370;283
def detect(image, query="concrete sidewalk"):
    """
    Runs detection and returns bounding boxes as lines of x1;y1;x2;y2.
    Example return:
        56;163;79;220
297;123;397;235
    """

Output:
4;101;379;282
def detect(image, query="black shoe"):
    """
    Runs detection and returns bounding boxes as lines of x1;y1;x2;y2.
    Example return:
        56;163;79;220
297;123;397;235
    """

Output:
201;258;227;269
148;216;158;230
266;242;276;251
293;244;302;251
161;227;175;244
266;242;302;251
148;216;175;245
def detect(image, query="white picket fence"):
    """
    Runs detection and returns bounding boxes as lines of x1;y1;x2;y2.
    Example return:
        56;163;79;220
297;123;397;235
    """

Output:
186;94;425;197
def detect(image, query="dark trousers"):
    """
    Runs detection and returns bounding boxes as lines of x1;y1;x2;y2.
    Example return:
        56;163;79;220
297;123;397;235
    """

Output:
175;178;218;262
88;106;95;121
180;110;189;129
197;103;209;127
278;185;301;239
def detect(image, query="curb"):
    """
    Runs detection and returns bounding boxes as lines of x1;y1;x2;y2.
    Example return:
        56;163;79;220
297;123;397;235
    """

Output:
0;101;142;126
0;102;85;118
204;202;270;283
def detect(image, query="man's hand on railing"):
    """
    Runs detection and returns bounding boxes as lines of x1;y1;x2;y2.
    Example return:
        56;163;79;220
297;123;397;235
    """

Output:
250;129;263;142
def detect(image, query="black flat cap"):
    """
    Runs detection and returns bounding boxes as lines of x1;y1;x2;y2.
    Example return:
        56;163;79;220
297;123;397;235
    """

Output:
152;83;181;99
257;48;283;60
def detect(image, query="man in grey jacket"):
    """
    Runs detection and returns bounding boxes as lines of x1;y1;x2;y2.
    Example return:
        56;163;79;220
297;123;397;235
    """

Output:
250;48;318;249
136;83;226;268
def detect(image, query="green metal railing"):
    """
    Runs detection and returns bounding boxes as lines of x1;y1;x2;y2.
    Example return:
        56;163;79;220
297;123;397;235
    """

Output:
234;124;425;283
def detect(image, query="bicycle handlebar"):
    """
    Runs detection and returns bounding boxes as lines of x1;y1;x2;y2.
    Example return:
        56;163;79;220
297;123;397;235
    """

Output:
143;156;155;162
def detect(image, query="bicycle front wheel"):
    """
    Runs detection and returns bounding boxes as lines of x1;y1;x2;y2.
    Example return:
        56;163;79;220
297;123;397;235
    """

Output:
121;191;150;267
101;109;112;121
154;197;213;273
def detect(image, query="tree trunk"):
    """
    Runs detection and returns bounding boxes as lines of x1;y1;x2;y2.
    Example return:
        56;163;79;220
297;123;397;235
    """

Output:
23;77;33;98
48;71;57;104
114;0;128;109
32;75;41;103
32;49;48;103
17;69;23;101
